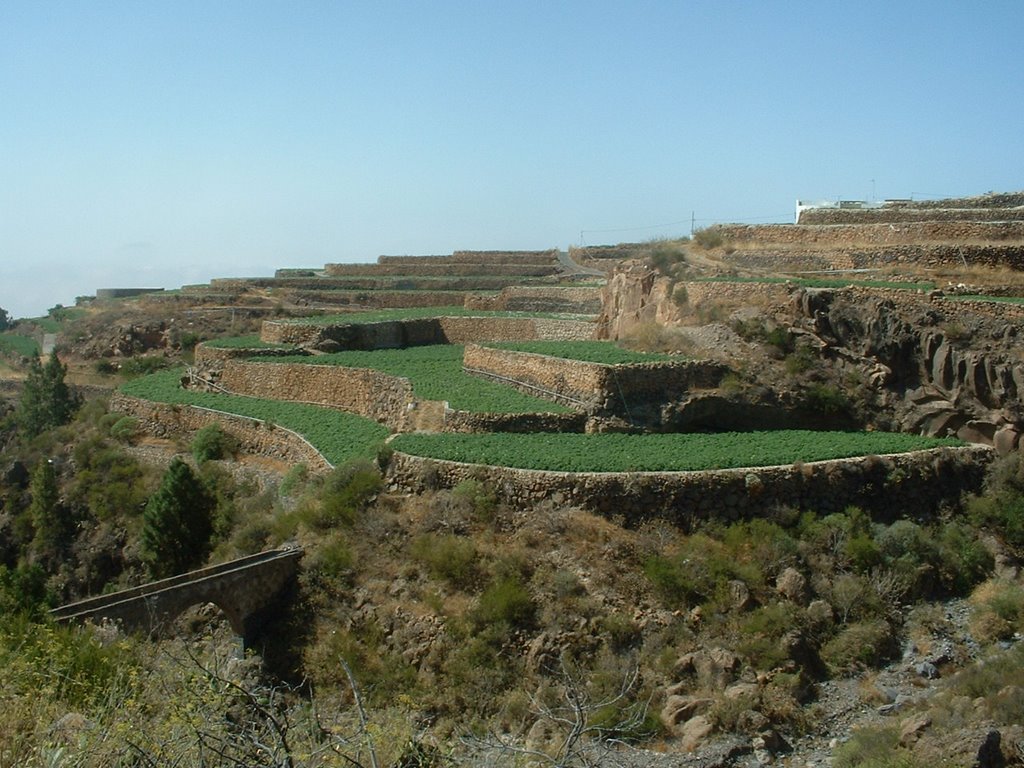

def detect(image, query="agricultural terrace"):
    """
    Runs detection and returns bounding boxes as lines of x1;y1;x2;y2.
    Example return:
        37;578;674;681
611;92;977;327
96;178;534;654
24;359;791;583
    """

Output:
202;335;297;350
693;276;938;291
274;306;594;326
0;332;41;358
390;431;965;473
267;345;573;414
120;368;388;465
483;340;676;364
944;294;1024;305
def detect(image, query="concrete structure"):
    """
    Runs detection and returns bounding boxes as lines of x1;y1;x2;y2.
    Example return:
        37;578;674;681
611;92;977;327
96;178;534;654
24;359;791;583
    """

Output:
51;548;303;645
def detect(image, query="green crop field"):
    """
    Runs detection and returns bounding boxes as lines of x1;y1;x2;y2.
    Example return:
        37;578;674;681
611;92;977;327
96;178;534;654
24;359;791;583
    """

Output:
269;345;572;414
486;340;676;364
0;333;40;358
390;430;965;472
120;369;389;465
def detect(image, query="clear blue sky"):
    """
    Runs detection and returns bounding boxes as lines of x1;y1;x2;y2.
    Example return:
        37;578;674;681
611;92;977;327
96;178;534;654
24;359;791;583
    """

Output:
2;1;1022;318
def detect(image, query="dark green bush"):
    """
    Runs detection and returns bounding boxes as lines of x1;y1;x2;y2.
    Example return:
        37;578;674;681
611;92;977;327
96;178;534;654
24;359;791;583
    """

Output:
411;533;480;590
316;459;382;528
190;423;239;463
472;575;536;632
820;619;895;674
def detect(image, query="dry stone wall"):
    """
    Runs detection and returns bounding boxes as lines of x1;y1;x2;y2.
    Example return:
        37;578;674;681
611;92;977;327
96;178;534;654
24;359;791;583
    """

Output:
218;360;414;430
323;263;558;277
379;250;557;265
287;290;473;310
465;286;603;314
260;316;596;347
109;392;332;471
442;410;588;433
387;445;992;526
463;344;728;417
722;244;1024;272
194;343;305;365
798;207;1024;225
714;221;1024;248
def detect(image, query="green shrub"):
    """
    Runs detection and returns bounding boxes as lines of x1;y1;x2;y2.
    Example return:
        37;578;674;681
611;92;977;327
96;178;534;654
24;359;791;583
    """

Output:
305;534;355;588
119;355;170;378
692;227;725;250
598;612;642;652
820;619;895;675
472;575;536;631
108;415;138;442
804;383;851;415
315;459;382;528
411;534;480;590
278;463;309;497
450;478;498;522
736;601;801;671
672;283;689;307
832;725;921;768
784;346;817;374
190;423;239;463
645;243;686;275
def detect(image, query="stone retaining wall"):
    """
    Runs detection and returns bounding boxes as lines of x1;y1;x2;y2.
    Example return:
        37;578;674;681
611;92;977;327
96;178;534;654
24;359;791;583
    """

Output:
323;263;559;277
675;280;1024;326
714;221;1024;249
387;445;993;526
109;392;332;471
721;244;1024;272
463;344;728;415
451;249;559;263
798;208;1024;225
465;286;603;314
289;290;475;309
248;276;542;291
218;361;414;430
442;410;588;433
194;343;305;364
260;316;596;347
379;250;557;265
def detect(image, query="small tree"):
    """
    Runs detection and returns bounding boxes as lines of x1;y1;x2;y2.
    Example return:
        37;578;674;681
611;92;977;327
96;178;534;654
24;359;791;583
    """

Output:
16;353;79;438
0;306;10;331
27;458;73;566
142;458;216;578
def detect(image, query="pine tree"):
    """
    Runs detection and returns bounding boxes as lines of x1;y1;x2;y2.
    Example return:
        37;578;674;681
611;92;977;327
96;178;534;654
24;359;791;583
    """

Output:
16;353;79;438
141;458;216;579
27;459;73;566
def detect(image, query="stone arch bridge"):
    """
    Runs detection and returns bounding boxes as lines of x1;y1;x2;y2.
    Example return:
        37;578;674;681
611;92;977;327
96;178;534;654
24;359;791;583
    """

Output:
50;548;303;645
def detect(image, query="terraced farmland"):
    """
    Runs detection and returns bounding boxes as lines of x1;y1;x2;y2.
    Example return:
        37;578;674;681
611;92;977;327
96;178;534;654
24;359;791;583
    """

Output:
268;345;573;413
390;430;966;472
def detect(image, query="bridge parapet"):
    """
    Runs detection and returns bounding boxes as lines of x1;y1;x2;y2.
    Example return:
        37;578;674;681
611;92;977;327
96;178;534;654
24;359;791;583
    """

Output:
51;548;303;644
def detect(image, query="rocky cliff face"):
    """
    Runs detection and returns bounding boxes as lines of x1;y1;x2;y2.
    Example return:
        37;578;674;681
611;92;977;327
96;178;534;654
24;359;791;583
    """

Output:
598;263;679;339
800;288;1024;451
599;261;1024;450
